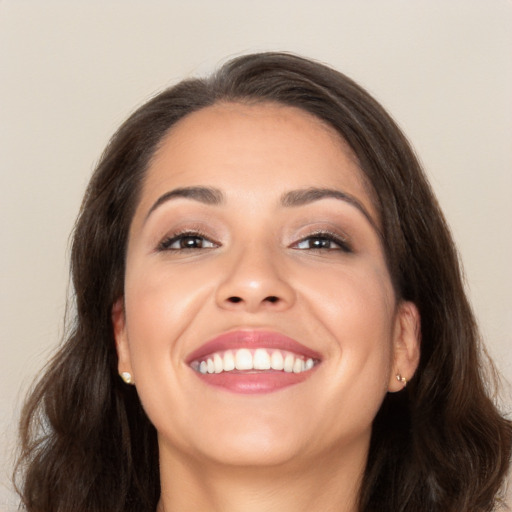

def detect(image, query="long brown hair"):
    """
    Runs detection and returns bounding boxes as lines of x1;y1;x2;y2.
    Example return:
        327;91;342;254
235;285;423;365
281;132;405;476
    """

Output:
16;52;511;512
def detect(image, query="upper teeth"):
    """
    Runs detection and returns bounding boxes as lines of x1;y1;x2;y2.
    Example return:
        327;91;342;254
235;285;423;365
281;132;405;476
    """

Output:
193;348;316;375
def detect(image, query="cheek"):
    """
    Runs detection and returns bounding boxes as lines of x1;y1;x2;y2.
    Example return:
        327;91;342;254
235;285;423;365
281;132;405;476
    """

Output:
122;260;214;370
295;261;396;406
299;260;396;343
121;262;216;438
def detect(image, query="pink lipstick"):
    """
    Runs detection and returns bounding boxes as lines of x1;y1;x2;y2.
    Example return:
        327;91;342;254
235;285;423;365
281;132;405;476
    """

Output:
187;330;321;394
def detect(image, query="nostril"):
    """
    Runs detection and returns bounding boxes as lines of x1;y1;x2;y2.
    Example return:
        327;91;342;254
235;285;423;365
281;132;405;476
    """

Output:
226;295;280;304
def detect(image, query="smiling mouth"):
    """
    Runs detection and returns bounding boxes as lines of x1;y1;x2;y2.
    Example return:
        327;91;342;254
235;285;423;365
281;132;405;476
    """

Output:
190;348;317;375
186;330;322;394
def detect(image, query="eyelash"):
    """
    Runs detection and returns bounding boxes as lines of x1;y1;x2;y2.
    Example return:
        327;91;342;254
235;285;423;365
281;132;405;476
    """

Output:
292;231;352;253
157;230;352;253
157;230;218;251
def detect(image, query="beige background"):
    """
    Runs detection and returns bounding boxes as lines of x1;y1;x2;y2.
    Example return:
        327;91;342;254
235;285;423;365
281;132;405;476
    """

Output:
1;1;511;509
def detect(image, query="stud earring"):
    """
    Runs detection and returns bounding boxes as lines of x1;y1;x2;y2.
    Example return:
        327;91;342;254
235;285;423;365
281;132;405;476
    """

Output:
396;373;407;387
120;371;134;385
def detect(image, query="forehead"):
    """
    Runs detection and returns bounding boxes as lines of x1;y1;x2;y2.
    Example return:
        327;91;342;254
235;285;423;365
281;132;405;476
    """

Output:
138;102;376;217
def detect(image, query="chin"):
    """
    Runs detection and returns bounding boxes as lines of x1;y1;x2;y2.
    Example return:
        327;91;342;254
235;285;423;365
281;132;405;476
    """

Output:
159;414;310;469
200;433;306;468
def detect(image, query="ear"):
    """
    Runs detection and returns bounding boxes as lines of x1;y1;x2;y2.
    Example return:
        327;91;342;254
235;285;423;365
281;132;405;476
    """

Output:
112;297;134;380
388;301;421;392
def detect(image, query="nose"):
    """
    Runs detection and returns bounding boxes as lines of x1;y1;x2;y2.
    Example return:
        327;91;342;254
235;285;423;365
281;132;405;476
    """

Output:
215;246;296;313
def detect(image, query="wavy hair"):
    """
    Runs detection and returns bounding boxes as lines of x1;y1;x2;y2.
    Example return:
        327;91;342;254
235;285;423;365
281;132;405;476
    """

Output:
15;52;511;512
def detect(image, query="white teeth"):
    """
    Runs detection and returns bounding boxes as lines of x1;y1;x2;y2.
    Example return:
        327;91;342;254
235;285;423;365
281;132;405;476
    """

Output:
270;351;284;370
253;348;271;370
293;358;303;373
283;353;295;373
235;348;253;370
194;348;317;374
223;350;235;371
213;353;223;373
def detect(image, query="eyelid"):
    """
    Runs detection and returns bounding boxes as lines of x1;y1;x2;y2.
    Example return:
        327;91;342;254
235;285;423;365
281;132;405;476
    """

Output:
156;229;220;251
291;230;353;253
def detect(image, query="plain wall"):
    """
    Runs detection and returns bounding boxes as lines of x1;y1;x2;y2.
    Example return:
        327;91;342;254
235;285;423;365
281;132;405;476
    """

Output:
1;1;511;509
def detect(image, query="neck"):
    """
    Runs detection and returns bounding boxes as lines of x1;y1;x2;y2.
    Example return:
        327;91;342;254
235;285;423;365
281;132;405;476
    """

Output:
156;440;367;512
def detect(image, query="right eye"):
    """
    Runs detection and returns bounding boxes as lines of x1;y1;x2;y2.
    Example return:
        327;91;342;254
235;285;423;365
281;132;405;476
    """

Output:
158;232;218;251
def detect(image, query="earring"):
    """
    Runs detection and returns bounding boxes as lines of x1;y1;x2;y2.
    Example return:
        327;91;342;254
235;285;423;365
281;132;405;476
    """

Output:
120;371;134;385
396;373;407;387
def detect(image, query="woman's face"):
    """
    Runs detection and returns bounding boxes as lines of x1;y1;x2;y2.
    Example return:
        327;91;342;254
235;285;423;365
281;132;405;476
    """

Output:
113;102;419;471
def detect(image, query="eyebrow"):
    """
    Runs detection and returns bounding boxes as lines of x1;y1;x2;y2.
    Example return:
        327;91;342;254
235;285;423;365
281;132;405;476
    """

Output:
144;185;379;234
145;186;223;222
281;187;379;234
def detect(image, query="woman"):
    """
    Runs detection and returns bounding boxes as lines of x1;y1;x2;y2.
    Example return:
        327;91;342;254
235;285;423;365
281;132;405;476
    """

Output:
16;52;511;511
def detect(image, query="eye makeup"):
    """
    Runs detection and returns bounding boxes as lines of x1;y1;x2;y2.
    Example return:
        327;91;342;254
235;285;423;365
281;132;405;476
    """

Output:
291;229;353;253
157;229;219;252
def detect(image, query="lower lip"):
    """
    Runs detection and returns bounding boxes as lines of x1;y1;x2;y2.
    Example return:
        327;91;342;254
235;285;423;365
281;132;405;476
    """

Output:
193;369;315;394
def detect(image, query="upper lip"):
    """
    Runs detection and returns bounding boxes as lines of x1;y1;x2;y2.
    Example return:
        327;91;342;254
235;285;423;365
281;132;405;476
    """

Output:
186;329;322;364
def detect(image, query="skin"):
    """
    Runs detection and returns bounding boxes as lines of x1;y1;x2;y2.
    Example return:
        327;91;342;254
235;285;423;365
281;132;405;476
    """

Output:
113;102;420;512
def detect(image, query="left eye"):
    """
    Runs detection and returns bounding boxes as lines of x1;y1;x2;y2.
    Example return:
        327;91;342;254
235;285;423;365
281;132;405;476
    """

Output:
293;234;351;252
158;233;217;251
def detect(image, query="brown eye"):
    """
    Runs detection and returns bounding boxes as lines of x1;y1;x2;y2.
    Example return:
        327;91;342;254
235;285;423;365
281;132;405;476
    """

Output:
293;233;352;253
300;237;333;249
158;232;217;251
